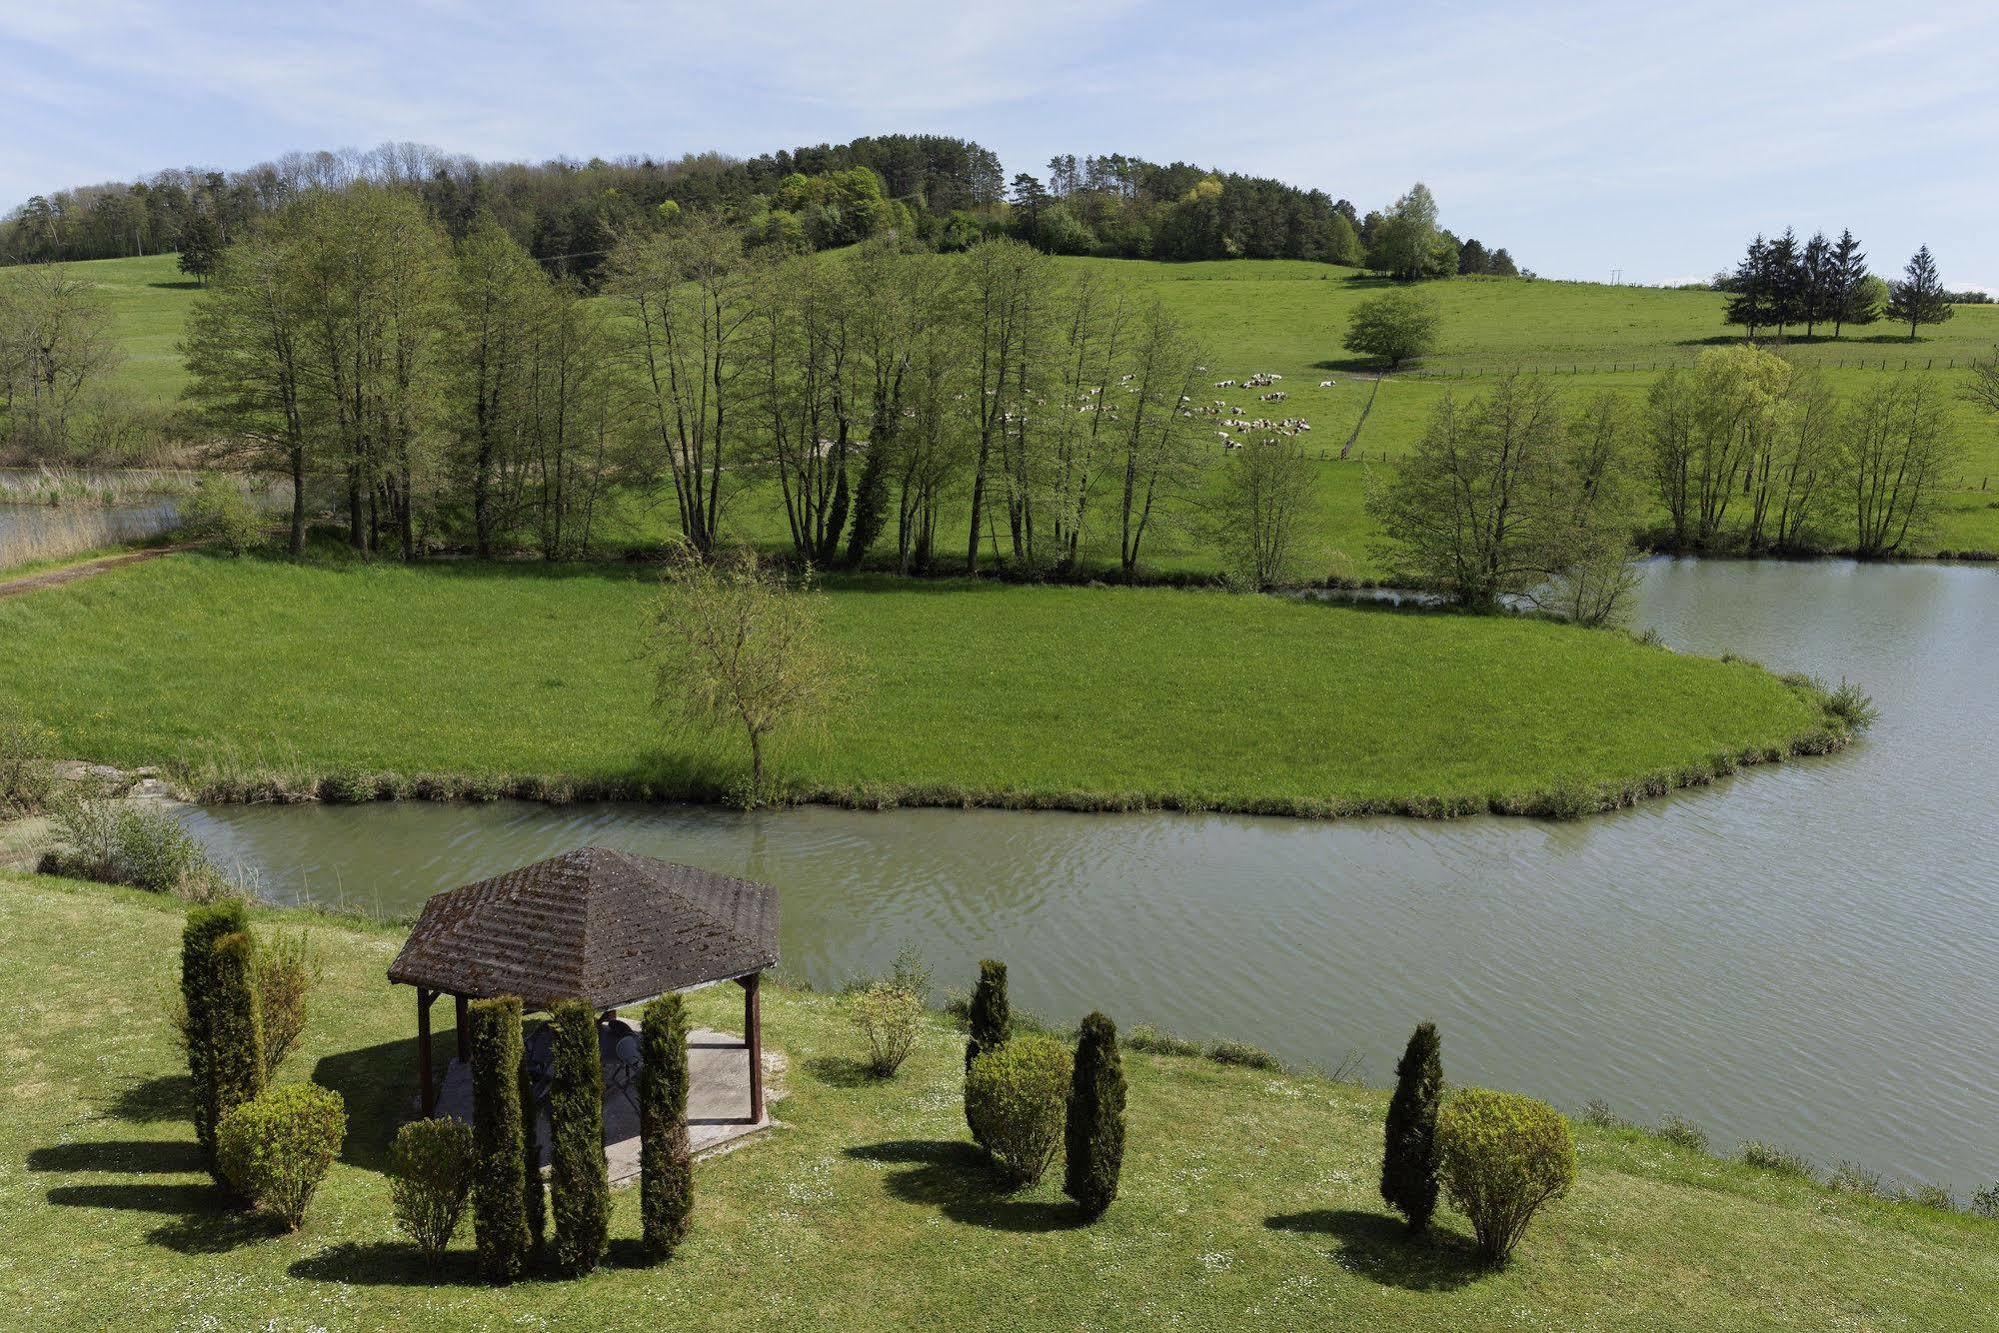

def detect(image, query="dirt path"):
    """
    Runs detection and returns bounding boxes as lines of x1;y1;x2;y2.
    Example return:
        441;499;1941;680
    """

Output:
0;544;194;601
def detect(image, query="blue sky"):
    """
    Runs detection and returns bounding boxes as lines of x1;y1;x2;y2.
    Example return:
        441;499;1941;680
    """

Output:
4;1;1995;287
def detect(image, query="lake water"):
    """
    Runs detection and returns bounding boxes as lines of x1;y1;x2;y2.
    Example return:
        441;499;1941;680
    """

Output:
176;558;1999;1192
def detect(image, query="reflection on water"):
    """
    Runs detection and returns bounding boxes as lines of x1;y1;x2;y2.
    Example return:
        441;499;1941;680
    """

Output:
178;558;1999;1191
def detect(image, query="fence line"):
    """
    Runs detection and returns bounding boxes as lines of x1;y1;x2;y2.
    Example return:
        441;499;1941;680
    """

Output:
1405;355;1968;380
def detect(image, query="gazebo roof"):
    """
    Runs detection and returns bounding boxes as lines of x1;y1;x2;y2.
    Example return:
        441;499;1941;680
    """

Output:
387;847;780;1011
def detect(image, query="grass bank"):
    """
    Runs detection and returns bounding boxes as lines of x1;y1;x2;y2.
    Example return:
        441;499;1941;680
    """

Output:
0;871;1991;1330
0;552;1850;818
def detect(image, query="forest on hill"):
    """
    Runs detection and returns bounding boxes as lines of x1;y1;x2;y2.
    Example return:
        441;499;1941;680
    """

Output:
0;133;1518;281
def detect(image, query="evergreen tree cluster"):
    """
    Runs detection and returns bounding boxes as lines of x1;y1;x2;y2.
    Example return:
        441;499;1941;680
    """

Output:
1719;228;1954;341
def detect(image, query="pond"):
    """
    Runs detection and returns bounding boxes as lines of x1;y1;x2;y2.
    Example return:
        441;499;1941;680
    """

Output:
176;557;1999;1192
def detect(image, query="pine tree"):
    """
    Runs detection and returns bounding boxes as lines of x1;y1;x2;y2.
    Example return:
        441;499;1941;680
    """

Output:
1765;228;1803;336
1887;245;1954;342
1380;1022;1444;1234
1063;1012;1126;1219
640;994;694;1263
1830;229;1868;337
965;960;1011;1071
1800;231;1834;338
468;997;532;1283
1725;235;1770;338
181;900;247;1171
548;999;609;1276
205;930;265;1190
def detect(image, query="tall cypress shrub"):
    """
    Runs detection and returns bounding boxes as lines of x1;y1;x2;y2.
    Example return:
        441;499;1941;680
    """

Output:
639;993;693;1263
1063;1011;1126;1219
1381;1021;1444;1234
965;959;1011;1071
205;929;264;1189
468;996;532;1283
181;900;246;1170
519;1030;546;1257
548;999;608;1276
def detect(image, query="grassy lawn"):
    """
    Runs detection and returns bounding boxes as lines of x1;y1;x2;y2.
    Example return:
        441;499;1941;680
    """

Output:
0;871;1991;1330
0;551;1840;816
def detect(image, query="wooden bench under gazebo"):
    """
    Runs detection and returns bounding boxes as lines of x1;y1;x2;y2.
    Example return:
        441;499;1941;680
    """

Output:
387;846;780;1179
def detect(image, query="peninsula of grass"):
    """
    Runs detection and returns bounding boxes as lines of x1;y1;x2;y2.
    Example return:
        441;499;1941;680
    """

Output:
0;870;1992;1330
0;551;1850;818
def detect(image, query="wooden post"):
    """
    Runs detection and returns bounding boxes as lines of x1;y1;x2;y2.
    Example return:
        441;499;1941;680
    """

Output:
417;987;437;1116
454;994;469;1064
742;972;764;1124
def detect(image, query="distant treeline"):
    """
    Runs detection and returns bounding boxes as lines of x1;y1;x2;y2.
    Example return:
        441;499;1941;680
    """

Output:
0;134;1517;280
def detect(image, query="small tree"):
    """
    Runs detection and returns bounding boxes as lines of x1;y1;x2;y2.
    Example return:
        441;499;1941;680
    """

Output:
1380;1022;1444;1234
548;999;609;1277
1436;1088;1575;1265
648;544;848;806
181;900;247;1172
1345;290;1441;369
251;928;321;1084
1886;245;1953;342
847;981;925;1077
177;213;223;285
965;960;1011;1072
467;996;532;1283
1211;437;1315;590
639;993;694;1264
206;929;265;1190
390;1117;476;1270
1064;1012;1126;1219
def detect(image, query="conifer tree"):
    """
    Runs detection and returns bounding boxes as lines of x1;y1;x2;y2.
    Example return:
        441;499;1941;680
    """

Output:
1380;1021;1444;1234
965;960;1011;1071
1063;1012;1126;1219
468;997;532;1283
1887;245;1954;342
181;900;247;1171
640;994;694;1262
1830;229;1869;337
548;999;609;1276
205;930;265;1189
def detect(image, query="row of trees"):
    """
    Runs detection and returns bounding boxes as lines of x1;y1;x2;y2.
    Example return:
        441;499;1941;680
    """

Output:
1370;349;1969;611
185;196;1220;574
1720;229;1955;342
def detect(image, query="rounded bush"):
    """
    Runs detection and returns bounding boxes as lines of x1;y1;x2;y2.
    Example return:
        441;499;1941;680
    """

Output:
390;1117;476;1267
216;1082;346;1231
1435;1088;1575;1265
965;1035;1072;1187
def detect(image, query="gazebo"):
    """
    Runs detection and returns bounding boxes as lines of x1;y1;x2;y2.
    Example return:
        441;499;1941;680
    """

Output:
387;847;780;1152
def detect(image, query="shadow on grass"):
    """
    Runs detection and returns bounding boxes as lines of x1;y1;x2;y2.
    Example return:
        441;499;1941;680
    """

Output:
104;1072;193;1123
44;1180;275;1254
844;1139;1087;1233
1264;1209;1489;1292
27;1139;205;1173
310;1039;419;1172
290;1241;487;1287
1311;356;1393;374
802;1055;881;1089
147;279;203;291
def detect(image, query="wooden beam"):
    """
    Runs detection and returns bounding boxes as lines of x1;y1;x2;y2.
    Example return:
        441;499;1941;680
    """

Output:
454;994;469;1064
742;972;764;1124
417;987;437;1117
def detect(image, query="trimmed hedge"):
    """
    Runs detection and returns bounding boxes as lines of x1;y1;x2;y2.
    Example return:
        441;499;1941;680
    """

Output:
640;993;693;1264
1064;1012;1126;1219
467;996;532;1283
1381;1021;1444;1233
1436;1088;1576;1265
205;928;265;1190
390;1117;476;1268
180;899;247;1172
548;999;609;1277
216;1082;345;1230
966;1034;1072;1187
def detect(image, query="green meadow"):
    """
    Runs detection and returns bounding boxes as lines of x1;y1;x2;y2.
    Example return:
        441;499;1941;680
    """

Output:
0;550;1840;816
1;871;1991;1331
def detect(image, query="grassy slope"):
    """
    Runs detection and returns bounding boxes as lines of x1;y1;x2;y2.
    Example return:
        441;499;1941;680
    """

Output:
0;552;1834;815
32;253;1999;568
1;871;1991;1331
